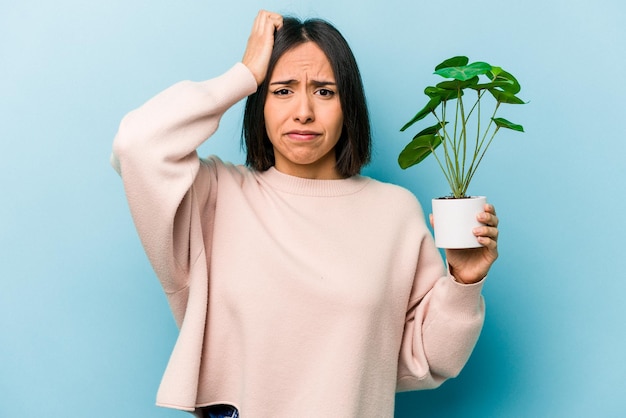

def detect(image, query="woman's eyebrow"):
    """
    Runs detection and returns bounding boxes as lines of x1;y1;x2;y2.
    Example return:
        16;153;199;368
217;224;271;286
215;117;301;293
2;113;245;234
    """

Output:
269;79;297;86
311;80;336;87
269;79;336;86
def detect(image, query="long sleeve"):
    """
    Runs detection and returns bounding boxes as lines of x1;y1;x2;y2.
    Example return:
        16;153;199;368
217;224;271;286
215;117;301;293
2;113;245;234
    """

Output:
396;232;486;391
111;64;258;410
111;63;257;298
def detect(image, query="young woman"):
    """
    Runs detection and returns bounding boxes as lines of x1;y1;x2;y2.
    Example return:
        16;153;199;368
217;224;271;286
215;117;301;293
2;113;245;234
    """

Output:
111;10;499;418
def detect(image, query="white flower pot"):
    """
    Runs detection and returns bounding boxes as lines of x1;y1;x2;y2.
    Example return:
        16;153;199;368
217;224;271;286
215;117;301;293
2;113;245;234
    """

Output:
431;196;486;249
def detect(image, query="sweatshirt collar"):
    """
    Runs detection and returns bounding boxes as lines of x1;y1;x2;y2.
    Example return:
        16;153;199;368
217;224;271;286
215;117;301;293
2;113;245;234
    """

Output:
257;166;370;197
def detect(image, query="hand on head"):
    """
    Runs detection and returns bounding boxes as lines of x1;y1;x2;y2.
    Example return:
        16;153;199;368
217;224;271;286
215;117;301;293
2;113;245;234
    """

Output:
242;10;284;85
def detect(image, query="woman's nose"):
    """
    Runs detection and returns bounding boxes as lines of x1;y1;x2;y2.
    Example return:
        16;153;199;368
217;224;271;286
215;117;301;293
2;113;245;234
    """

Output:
293;94;314;123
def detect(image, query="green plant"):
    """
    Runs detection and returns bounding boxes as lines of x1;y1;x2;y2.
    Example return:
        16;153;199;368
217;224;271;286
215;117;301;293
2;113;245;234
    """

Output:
398;56;525;198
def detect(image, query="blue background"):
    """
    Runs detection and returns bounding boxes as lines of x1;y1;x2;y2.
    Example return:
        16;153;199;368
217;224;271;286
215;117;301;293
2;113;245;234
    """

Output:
2;0;625;417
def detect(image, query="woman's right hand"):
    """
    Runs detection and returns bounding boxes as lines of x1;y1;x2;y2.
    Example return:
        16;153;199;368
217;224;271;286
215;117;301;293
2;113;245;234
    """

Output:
242;10;284;85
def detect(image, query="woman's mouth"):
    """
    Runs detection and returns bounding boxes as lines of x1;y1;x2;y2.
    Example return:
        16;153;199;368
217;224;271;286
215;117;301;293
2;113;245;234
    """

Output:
286;130;320;141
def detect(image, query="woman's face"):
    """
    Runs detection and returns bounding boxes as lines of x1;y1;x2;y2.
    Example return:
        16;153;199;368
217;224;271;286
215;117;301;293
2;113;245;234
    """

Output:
264;42;344;179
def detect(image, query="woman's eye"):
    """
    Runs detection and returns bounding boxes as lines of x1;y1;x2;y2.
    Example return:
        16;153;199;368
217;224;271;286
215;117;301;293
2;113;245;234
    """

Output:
273;88;291;96
317;88;335;97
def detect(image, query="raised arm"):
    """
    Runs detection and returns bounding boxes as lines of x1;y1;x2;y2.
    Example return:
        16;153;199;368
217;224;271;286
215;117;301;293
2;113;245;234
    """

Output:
111;10;283;297
112;65;257;291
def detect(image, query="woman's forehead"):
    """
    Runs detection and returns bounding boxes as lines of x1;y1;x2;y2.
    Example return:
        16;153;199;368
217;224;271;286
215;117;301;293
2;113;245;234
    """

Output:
271;42;335;80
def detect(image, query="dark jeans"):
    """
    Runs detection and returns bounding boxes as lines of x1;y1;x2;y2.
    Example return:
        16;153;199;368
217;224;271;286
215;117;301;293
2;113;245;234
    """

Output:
201;404;239;418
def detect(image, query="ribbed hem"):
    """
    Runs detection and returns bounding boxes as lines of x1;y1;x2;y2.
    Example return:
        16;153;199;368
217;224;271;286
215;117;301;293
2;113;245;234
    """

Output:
439;275;485;319
257;167;371;197
198;62;257;109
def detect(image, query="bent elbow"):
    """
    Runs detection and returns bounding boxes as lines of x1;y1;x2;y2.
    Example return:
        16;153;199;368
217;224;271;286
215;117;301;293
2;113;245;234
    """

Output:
111;108;155;174
112;110;142;158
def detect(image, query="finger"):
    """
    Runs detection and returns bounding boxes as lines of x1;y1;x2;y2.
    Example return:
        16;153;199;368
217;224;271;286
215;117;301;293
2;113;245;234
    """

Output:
250;11;281;40
474;226;499;252
478;211;499;228
256;10;283;31
477;235;499;254
473;225;499;242
268;12;283;30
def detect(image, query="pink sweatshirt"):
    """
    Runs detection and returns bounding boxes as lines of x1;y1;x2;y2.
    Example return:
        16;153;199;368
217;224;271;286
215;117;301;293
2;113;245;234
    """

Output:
111;63;485;417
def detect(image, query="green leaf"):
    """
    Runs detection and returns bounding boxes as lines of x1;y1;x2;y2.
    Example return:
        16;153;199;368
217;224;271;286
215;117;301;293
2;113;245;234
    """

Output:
424;86;461;100
414;122;448;137
434;61;492;81
435;56;469;71
488;88;525;104
488;69;521;93
398;134;443;169
489;66;503;77
400;96;442;132
436;76;479;91
492;117;524;132
471;80;515;91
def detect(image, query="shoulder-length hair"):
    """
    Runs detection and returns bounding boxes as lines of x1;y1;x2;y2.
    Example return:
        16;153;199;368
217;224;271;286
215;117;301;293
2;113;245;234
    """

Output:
242;16;371;178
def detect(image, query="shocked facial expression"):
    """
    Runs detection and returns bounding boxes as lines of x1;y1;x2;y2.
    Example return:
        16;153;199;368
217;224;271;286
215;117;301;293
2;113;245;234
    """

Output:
264;42;344;179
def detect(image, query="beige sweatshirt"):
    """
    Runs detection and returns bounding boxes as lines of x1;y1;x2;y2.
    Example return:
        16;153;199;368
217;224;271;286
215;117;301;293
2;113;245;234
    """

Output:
111;63;486;417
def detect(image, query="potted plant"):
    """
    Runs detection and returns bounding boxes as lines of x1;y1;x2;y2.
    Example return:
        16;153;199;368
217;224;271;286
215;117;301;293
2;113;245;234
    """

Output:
398;56;525;248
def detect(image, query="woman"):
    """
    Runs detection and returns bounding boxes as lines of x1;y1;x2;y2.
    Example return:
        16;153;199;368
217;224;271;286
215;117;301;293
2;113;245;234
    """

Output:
111;10;499;418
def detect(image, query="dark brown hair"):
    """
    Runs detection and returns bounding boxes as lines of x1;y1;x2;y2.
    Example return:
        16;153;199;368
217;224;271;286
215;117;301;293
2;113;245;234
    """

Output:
242;17;371;177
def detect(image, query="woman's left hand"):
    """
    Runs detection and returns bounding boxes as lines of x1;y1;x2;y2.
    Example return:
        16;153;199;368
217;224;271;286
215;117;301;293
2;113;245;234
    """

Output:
433;204;499;284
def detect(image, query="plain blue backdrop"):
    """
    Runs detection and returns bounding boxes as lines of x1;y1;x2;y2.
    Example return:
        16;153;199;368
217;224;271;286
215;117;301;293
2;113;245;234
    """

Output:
2;0;625;417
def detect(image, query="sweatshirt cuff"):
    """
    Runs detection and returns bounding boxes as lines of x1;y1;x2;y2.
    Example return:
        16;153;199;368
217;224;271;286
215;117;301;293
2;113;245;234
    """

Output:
222;62;258;99
438;274;485;319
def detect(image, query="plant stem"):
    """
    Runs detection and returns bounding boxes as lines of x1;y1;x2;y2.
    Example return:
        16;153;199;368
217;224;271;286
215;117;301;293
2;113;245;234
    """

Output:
465;126;500;188
434;104;457;195
462;89;490;193
442;102;457;195
464;100;502;188
459;88;468;195
466;91;482;195
431;142;454;193
463;89;486;122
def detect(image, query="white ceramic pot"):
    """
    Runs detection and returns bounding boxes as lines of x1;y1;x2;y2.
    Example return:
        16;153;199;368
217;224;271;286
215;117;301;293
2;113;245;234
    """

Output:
431;196;486;249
